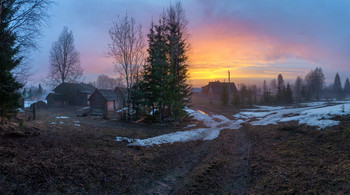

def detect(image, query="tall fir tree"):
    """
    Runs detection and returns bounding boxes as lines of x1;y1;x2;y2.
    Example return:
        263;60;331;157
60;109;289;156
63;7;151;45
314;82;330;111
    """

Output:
285;83;293;104
344;78;350;98
144;18;171;121
166;2;191;120
28;88;33;99
333;73;342;100
0;3;23;124
294;76;303;102
37;83;43;97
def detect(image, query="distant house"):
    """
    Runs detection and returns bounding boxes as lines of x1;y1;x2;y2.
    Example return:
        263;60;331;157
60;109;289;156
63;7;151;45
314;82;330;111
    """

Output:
46;83;96;107
201;81;237;98
88;88;125;117
192;88;202;96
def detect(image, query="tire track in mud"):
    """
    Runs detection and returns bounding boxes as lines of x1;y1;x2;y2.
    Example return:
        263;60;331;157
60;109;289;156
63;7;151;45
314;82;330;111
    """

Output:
141;123;252;194
142;141;210;194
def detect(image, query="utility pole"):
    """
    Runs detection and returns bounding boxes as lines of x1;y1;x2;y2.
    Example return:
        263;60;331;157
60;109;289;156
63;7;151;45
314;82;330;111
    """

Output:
228;70;231;105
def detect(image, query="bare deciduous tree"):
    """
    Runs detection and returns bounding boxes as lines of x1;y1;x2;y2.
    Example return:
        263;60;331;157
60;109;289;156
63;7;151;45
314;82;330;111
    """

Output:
96;74;123;90
0;0;52;85
48;26;83;86
108;13;145;91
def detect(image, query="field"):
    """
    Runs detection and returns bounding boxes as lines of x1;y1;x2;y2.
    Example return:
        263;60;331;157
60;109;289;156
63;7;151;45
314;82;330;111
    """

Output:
1;97;350;193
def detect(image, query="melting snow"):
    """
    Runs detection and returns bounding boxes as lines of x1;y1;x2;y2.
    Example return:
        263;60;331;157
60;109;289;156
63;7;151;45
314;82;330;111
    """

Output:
185;124;196;128
116;109;244;146
115;100;350;147
56;116;69;119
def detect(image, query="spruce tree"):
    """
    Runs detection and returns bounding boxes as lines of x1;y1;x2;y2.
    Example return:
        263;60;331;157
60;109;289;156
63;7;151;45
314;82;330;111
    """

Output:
37;83;43;97
344;78;350;98
285;83;293;104
141;18;171;121
28;88;33;99
0;3;23;124
166;2;191;120
22;88;27;98
333;73;342;100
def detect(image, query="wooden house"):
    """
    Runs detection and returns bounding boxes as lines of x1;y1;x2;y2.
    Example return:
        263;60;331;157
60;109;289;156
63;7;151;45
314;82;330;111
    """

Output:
46;93;63;107
89;89;124;117
201;81;237;99
46;83;96;107
192;88;202;96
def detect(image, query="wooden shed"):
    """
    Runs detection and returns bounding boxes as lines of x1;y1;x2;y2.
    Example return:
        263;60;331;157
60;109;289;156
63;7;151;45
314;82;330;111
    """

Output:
46;93;63;107
46;83;96;107
89;89;121;117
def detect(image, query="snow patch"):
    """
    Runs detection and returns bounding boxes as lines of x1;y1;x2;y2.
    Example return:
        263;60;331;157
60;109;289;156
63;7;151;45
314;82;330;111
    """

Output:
56;116;69;119
116;109;245;146
115;100;350;147
185;124;196;128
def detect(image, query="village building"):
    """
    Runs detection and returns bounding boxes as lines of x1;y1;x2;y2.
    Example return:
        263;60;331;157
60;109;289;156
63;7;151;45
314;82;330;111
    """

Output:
201;81;238;99
46;83;95;107
46;93;63;107
88;88;126;117
191;88;202;96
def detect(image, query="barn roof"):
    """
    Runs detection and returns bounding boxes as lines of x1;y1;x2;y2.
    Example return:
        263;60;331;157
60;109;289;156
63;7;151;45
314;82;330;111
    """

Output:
53;83;96;93
97;89;119;101
46;93;62;100
114;87;126;100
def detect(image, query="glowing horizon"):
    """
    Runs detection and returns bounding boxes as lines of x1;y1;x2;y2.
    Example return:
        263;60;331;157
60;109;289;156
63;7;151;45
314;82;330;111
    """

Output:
30;0;350;88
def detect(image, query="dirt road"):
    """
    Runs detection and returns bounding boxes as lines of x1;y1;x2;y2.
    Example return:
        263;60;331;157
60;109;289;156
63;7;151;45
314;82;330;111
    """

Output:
1;107;350;193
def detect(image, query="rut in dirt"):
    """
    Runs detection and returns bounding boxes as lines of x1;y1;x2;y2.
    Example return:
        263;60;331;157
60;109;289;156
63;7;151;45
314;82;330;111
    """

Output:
142;141;210;194
141;126;252;194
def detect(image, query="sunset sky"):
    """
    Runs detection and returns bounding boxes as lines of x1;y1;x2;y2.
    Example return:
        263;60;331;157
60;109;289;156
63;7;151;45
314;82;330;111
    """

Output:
31;0;350;87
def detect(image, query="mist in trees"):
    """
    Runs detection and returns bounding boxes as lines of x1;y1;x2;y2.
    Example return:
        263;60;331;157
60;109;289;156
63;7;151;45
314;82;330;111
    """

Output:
305;67;325;100
48;26;83;86
294;76;303;102
23;83;46;100
95;74;123;90
270;79;277;95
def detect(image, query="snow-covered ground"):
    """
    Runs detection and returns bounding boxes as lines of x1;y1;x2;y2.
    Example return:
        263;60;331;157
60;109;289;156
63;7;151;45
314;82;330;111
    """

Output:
116;100;350;146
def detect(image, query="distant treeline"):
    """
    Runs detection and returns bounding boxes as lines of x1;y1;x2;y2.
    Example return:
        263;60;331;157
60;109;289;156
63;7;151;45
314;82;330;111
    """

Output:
22;83;46;100
221;67;350;106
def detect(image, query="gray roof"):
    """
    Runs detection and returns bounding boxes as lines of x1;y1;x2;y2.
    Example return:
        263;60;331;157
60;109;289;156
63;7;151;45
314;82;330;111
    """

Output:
46;93;62;100
54;83;96;93
98;89;119;101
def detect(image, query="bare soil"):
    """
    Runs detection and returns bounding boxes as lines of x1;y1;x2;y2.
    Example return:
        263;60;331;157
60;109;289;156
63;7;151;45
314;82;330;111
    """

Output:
1;100;350;194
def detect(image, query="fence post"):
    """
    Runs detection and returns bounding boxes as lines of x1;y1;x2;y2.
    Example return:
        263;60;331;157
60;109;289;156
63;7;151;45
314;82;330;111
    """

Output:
33;103;36;120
